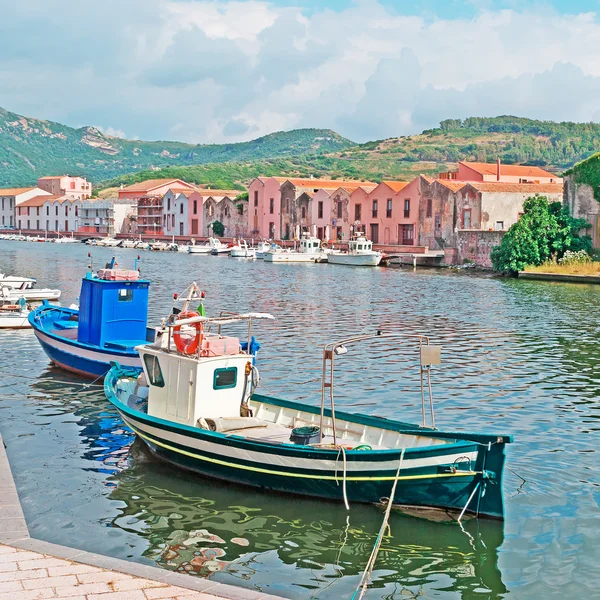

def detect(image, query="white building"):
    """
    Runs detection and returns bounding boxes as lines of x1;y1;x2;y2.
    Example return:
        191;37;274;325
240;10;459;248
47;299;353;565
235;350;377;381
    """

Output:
79;198;135;236
0;187;51;229
162;189;190;237
37;176;92;200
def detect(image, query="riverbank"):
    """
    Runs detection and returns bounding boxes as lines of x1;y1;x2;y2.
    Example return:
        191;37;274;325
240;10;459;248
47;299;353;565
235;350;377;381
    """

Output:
519;271;600;283
0;434;283;600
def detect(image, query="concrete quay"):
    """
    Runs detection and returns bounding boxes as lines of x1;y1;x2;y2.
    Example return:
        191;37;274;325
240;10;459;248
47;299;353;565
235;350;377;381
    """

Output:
0;435;284;600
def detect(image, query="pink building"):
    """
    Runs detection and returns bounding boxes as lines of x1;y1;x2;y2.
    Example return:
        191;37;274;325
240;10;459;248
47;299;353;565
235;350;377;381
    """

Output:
187;189;242;238
362;181;413;245
247;177;286;239
37;176;92;200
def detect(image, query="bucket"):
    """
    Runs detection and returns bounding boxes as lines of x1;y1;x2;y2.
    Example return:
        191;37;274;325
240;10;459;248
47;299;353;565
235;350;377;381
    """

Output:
289;425;321;445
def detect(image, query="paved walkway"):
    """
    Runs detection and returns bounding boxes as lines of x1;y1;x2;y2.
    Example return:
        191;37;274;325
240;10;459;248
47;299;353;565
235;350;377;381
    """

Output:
0;544;218;599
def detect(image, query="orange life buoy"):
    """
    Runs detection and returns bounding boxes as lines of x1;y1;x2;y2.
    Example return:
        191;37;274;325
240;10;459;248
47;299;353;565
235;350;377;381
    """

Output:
173;310;203;355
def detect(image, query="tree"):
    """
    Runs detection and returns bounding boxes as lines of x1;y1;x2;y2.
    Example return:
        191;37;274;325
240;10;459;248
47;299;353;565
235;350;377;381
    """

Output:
210;220;225;237
491;196;591;273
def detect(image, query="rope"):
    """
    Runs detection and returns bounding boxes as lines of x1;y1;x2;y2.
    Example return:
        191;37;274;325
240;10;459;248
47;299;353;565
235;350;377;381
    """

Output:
352;447;405;600
340;446;349;511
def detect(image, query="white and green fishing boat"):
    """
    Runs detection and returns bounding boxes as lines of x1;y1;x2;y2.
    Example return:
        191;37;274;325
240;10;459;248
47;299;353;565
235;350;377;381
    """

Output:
105;287;513;520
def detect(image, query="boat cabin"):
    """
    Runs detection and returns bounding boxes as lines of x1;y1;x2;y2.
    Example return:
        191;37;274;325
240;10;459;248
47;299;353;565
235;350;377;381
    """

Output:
77;268;151;350
299;234;322;253
348;236;373;253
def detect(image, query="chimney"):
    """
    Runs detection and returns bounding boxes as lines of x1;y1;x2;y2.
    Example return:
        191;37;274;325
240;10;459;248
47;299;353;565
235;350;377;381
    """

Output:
496;158;501;182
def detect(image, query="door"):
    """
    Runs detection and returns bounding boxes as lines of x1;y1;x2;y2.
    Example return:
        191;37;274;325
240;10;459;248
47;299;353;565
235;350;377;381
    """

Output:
370;224;379;244
401;224;414;245
179;222;184;236
384;227;390;244
191;219;198;235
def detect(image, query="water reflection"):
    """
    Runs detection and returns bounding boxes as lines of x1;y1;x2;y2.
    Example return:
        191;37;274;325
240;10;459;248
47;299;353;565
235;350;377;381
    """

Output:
107;441;506;599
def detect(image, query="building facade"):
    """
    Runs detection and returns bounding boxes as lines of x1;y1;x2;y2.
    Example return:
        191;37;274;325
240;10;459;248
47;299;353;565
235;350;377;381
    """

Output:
0;187;51;229
37;176;92;200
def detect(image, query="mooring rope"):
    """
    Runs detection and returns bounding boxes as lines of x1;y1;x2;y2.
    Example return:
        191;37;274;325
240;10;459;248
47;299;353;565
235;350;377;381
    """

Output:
352;447;405;600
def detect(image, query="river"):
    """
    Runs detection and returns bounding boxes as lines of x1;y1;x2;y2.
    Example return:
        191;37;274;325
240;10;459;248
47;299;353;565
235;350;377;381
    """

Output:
0;240;598;599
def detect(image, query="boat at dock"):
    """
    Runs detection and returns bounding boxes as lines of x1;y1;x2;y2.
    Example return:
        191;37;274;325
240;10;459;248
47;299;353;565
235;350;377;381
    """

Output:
327;234;383;267
1;285;61;302
0;272;36;289
188;237;223;255
263;234;329;263
230;240;256;258
0;298;32;329
255;240;279;259
105;305;512;520
29;258;154;378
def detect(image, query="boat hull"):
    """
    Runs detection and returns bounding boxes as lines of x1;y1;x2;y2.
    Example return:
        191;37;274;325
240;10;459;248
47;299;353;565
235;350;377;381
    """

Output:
230;249;256;258
106;368;510;519
264;252;326;263
328;253;382;266
188;247;211;254
29;307;146;378
0;313;31;328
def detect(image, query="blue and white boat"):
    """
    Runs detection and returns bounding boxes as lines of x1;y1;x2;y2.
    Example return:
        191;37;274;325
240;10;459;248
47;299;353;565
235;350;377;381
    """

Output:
29;259;154;378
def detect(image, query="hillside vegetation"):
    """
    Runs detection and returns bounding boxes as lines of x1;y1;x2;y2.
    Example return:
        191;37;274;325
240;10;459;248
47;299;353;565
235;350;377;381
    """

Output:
0;106;353;186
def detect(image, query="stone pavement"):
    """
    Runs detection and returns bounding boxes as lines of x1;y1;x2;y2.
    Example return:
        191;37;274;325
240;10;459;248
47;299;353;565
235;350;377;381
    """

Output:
0;544;219;599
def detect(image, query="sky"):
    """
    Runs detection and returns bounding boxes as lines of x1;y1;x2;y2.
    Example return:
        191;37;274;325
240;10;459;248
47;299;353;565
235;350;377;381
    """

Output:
2;0;600;144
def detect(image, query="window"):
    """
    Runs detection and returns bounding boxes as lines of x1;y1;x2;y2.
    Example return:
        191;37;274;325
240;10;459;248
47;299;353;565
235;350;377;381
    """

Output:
27;207;30;216
337;201;343;219
426;198;432;218
36;207;40;216
27;220;30;229
386;199;392;218
301;206;306;219
269;222;275;237
36;220;39;229
167;197;171;211
434;215;441;234
269;198;274;214
213;367;237;390
285;223;290;239
404;199;410;218
143;354;165;387
172;215;175;227
180;222;184;235
75;206;78;216
372;200;378;218
254;191;258;207
118;288;133;302
208;204;213;217
65;206;68;216
237;203;244;215
55;206;58;216
354;205;361;221
55;220;58;230
180;204;183;214
193;200;197;214
495;221;504;231
316;201;323;219
463;208;471;229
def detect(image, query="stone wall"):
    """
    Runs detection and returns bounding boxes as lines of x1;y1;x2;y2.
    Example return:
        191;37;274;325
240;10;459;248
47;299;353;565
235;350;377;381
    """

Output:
563;177;600;248
456;230;504;268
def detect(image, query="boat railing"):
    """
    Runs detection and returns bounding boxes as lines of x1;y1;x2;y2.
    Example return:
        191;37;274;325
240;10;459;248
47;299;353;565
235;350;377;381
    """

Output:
319;331;441;444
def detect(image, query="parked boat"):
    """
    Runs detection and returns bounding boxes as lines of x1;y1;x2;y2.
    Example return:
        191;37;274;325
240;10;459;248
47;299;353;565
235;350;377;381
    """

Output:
54;234;79;244
327;234;383;267
230;240;256;258
1;285;61;302
255;241;279;259
105;308;512;520
188;238;223;254
264;234;329;263
0;272;36;289
210;239;232;255
120;240;138;249
29;258;154;378
0;298;32;329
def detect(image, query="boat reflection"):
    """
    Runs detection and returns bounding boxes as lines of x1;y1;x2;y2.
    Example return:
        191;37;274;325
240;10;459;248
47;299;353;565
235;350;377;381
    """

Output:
107;440;507;598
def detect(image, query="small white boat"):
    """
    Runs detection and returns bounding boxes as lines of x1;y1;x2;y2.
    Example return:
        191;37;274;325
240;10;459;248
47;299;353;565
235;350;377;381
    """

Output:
188;238;222;255
255;241;278;259
135;241;150;250
327;234;383;267
120;240;138;249
1;285;61;302
264;234;329;263
230;240;256;259
150;242;170;252
0;299;32;329
54;234;79;244
0;272;37;289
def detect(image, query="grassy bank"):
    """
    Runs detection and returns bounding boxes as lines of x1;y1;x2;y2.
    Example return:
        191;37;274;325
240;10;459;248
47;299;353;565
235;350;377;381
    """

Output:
523;262;600;276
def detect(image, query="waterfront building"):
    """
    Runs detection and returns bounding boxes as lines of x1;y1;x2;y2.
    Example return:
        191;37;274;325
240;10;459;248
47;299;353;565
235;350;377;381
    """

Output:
0;187;51;229
363;181;412;245
203;192;247;238
78;198;136;236
440;160;563;184
185;189;242;238
247;177;287;239
118;179;199;235
37;175;92;200
16;195;79;233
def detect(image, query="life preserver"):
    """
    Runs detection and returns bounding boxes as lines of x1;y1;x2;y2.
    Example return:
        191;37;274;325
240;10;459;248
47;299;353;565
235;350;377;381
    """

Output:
173;310;203;355
321;241;328;249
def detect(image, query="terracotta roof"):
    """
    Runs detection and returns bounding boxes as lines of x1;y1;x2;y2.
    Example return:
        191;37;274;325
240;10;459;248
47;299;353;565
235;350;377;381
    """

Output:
465;182;564;194
381;180;409;193
37;176;63;180
0;187;37;196
434;180;468;192
336;184;377;194
284;178;376;189
119;179;197;193
193;189;241;197
17;195;68;207
460;161;560;179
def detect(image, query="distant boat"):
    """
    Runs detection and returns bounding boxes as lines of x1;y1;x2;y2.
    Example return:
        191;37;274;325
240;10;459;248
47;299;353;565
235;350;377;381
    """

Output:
264;234;329;263
29;258;154;378
230;240;256;258
255;241;278;259
328;234;383;267
105;304;513;520
188;237;223;254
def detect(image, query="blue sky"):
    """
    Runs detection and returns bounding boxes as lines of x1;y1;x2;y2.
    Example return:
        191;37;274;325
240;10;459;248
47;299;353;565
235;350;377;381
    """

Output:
1;0;599;143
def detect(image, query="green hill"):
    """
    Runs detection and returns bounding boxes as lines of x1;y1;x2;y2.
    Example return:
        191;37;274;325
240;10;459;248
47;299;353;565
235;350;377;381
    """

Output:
0;106;354;187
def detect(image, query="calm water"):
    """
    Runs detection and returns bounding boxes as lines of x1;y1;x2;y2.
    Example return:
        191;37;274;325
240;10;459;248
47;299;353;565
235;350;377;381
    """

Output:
0;240;598;599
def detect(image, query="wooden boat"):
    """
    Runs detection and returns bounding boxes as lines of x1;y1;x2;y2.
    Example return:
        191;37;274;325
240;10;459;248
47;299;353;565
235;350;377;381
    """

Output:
105;290;512;520
328;234;383;267
29;258;154;378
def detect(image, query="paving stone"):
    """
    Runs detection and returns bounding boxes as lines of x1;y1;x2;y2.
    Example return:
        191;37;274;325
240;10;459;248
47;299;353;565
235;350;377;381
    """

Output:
76;571;133;584
48;564;103;577
0;551;38;564
0;580;23;593
0;568;47;583
0;589;55;600
88;591;147;600
53;582;114;597
110;578;166;592
18;557;71;570
22;574;79;589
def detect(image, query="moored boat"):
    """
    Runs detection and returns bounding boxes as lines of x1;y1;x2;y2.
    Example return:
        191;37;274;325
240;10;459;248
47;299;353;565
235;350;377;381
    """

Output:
105;307;512;519
264;234;329;263
327;234;383;267
229;239;256;258
29;258;154;378
255;240;278;259
0;298;32;329
1;285;61;302
188;237;223;254
0;272;36;289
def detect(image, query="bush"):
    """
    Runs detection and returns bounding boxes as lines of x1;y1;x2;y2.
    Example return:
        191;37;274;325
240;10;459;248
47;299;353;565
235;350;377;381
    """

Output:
558;250;592;265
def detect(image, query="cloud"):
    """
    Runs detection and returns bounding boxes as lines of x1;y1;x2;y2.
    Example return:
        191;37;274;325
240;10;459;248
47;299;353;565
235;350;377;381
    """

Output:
95;126;127;139
0;0;599;144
